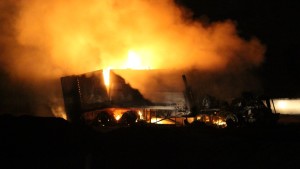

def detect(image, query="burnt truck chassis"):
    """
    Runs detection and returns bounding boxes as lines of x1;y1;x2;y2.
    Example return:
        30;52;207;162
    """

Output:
60;70;188;127
60;70;279;128
182;75;279;128
184;99;279;128
61;70;152;126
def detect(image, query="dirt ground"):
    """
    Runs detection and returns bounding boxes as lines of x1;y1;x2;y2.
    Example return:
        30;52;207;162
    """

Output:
1;114;300;169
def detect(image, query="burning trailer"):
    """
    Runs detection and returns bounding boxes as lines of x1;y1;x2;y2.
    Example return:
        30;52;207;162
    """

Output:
61;70;279;128
61;69;187;127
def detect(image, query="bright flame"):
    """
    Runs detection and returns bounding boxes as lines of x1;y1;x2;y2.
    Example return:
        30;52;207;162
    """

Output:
123;50;150;70
138;111;144;120
8;0;266;118
277;100;287;109
14;0;265;82
273;99;300;114
51;106;67;120
109;108;130;121
103;68;110;90
115;114;121;121
196;115;227;127
150;118;174;124
213;119;227;127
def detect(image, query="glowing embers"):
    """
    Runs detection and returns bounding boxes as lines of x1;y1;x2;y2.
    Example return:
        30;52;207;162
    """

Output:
82;108;144;126
113;111;123;121
150;118;177;124
143;108;185;125
196;114;227;128
212;118;227;127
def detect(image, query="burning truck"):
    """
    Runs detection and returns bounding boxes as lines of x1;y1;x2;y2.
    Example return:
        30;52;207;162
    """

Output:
61;69;279;128
61;69;187;127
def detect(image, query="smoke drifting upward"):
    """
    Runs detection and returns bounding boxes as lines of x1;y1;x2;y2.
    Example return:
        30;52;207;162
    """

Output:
0;0;265;116
14;0;265;77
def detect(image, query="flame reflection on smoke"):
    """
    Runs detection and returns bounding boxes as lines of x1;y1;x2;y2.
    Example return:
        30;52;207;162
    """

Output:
0;0;266;117
124;50;150;69
14;0;265;78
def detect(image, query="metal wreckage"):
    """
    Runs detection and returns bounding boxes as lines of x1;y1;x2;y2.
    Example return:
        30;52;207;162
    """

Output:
61;69;279;128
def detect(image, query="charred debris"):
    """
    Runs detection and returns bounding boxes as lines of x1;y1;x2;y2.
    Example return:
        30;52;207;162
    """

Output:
61;70;279;128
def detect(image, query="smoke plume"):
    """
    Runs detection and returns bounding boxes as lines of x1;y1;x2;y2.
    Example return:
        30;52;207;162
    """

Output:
0;0;265;117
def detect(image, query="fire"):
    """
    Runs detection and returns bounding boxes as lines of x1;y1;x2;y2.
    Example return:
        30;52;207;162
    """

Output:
101;50;151;95
103;68;110;91
13;0;265;82
123;50;150;70
14;0;265;80
212;118;227;127
110;108;129;121
9;0;266;118
277;100;287;109
51;106;68;120
150;118;174;124
138;110;144;120
196;115;227;127
273;99;300;114
115;114;121;121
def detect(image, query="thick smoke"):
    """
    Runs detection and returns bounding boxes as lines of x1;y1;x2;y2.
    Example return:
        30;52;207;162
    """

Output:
0;0;265;117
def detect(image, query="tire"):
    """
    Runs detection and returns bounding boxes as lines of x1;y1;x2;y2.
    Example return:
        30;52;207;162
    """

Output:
119;111;138;126
96;111;115;126
226;114;238;128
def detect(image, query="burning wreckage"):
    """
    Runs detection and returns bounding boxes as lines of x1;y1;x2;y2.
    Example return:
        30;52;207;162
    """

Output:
61;70;279;128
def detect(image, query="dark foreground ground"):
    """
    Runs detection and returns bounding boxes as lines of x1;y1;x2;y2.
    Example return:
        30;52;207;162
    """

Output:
1;115;300;169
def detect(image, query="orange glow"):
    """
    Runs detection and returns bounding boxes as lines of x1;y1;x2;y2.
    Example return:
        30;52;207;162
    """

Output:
196;115;227;127
115;114;121;121
14;0;265;80
10;0;265;118
123;50;150;69
110;108;127;121
103;68;110;91
51;106;67;120
212;118;227;127
150;118;174;124
138;110;144;120
277;100;287;109
273;99;300;114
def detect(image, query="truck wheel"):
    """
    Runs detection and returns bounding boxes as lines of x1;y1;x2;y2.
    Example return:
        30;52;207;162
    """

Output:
96;111;113;126
119;111;138;126
226;114;238;128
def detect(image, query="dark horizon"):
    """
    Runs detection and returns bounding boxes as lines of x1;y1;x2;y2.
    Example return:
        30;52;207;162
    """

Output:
176;0;300;98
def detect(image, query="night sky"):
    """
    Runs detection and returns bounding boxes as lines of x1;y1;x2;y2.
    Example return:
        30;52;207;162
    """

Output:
177;0;300;98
